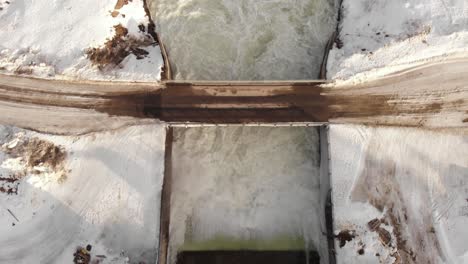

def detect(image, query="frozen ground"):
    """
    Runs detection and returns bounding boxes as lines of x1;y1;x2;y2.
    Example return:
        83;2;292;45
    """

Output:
168;126;329;264
0;0;163;81
327;0;468;81
0;124;165;263
329;125;468;264
327;6;468;262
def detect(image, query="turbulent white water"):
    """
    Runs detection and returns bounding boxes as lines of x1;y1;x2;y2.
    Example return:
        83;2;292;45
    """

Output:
149;0;337;80
169;126;327;263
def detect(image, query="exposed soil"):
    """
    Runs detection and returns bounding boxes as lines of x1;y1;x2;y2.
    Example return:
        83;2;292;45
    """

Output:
386;208;417;263
367;218;392;246
111;0;131;17
13;66;33;75
376;226;392;247
5;137;66;170
73;246;91;264
87;0;158;69
0;176;19;195
86;23;155;68
3;136;67;183
351;138;443;264
336;229;356;248
114;0;130;10
367;218;381;231
90;23;128;65
132;47;149;59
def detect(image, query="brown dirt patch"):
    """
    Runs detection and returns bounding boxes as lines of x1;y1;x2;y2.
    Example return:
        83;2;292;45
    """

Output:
3;136;68;183
111;0;131;17
26;138;66;169
352;159;417;263
87;0;157;68
376;226;392;246
6;138;66;169
367;218;392;246
336;229;356;248
367;218;381;231
86;24;129;67
351;140;441;264
86;24;154;68
14;66;33;75
114;0;130;10
0;176;19;195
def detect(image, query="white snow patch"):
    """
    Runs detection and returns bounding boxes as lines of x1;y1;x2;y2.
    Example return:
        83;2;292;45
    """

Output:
327;0;468;81
0;0;163;81
0;124;166;263
330;125;468;263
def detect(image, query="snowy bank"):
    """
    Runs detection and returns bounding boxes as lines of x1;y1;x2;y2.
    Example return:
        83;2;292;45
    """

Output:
0;0;163;81
0;124;166;263
327;0;468;81
329;125;468;263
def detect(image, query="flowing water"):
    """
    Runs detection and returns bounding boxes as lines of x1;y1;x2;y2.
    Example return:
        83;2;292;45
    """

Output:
169;126;328;264
149;0;338;80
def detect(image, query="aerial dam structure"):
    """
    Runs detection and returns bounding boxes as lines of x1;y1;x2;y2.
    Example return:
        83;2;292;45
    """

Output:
0;0;467;263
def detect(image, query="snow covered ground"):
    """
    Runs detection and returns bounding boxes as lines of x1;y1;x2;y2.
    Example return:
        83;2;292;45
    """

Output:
0;0;163;81
0;124;166;263
168;126;329;263
329;125;468;264
326;3;468;261
328;0;468;81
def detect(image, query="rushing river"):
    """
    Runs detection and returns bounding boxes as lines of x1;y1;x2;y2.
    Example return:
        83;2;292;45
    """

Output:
149;0;338;80
169;126;328;263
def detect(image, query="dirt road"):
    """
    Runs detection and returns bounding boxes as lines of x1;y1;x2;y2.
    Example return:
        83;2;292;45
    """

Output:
0;57;466;134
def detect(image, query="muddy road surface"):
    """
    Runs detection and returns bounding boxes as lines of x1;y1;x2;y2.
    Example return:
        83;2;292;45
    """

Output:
0;57;466;134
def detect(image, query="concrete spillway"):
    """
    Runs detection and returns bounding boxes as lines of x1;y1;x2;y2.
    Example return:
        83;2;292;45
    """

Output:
165;126;330;264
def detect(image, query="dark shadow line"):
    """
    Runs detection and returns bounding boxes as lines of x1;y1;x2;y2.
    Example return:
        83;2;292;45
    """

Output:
158;127;173;264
